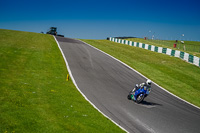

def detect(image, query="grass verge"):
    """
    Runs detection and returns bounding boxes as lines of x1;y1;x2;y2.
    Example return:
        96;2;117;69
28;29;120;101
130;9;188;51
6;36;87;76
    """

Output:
81;39;200;107
0;29;124;133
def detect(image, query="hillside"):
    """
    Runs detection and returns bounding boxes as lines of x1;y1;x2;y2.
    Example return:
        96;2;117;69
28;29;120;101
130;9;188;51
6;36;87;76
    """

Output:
0;29;123;133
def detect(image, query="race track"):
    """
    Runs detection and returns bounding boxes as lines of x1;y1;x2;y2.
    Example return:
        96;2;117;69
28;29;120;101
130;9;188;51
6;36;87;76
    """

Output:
55;36;200;133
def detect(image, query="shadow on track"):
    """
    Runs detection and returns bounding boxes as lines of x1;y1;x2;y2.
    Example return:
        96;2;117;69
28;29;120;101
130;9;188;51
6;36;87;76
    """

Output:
140;101;162;106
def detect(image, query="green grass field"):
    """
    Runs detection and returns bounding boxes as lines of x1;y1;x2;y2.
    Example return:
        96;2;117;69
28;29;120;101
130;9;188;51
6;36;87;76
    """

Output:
0;29;124;133
81;39;200;107
125;38;200;57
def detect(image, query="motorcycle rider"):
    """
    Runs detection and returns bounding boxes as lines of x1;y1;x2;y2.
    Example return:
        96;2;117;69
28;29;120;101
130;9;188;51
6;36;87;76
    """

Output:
132;79;152;92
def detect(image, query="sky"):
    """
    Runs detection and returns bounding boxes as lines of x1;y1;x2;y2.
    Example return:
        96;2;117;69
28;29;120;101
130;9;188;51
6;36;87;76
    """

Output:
0;0;200;40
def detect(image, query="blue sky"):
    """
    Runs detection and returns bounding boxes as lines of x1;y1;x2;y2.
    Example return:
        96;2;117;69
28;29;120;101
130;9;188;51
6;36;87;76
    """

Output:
0;0;200;40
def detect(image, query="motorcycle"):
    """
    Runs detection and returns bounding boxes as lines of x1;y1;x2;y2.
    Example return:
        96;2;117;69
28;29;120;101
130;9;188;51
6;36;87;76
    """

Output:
127;84;151;103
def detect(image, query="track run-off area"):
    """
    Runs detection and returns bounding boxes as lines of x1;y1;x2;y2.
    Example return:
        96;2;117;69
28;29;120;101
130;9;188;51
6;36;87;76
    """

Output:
55;36;200;133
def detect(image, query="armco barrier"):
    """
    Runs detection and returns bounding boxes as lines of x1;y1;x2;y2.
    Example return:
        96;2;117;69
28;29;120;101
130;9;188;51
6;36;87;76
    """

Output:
109;37;200;67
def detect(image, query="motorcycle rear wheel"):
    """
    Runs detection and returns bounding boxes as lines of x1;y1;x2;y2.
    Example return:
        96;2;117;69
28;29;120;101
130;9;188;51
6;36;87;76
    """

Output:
127;90;134;100
127;94;132;100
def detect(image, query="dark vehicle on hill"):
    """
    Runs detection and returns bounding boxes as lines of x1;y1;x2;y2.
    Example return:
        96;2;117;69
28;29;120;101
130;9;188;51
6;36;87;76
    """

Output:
46;27;64;37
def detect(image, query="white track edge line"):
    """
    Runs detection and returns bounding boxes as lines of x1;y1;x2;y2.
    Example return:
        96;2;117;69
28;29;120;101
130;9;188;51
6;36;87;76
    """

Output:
79;39;200;110
53;36;128;133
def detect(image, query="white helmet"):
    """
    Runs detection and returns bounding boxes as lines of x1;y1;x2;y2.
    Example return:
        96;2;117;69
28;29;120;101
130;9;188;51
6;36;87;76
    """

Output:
146;79;152;85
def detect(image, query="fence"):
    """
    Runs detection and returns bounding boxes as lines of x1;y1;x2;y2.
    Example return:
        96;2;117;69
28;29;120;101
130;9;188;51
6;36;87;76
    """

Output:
109;37;200;67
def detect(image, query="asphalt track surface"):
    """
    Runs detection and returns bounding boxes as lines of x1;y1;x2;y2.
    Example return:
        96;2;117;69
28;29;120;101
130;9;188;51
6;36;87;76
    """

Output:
55;36;200;133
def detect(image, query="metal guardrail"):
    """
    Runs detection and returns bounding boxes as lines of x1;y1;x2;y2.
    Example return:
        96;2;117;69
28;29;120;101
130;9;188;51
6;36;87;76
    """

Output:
144;39;200;53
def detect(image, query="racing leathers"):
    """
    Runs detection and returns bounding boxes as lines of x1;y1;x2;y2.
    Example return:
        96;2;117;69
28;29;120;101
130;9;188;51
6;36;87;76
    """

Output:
132;82;151;93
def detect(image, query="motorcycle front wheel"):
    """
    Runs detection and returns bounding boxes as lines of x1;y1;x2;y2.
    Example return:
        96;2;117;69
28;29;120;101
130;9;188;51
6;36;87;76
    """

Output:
136;93;145;103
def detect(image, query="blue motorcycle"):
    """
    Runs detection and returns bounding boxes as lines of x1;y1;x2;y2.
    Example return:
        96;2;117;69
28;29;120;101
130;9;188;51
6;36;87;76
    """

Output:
127;84;151;103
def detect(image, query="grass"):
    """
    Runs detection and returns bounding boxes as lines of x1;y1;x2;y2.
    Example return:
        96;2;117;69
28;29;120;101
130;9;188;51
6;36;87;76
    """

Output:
81;39;200;107
125;38;200;57
0;29;124;133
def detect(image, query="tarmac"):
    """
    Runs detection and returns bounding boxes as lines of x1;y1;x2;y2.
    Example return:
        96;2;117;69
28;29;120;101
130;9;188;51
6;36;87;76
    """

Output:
55;36;200;133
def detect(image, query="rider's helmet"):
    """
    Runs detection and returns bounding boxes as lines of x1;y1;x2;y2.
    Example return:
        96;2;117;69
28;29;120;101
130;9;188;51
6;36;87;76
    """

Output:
146;79;152;85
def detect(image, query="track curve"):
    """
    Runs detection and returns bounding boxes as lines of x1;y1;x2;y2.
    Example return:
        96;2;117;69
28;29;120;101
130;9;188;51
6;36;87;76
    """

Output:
55;36;200;133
